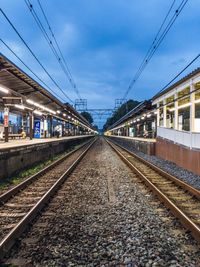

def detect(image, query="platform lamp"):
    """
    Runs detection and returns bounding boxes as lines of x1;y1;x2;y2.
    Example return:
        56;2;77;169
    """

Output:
2;97;22;142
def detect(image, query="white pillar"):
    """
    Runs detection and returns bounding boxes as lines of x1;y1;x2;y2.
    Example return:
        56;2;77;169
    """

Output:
157;103;160;127
174;93;178;130
190;81;195;132
163;99;167;128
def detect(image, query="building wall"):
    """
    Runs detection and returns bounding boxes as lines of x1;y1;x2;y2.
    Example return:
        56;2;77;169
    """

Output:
156;137;200;175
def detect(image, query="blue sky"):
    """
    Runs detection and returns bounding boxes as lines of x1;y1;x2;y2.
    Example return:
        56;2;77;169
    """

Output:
0;0;200;128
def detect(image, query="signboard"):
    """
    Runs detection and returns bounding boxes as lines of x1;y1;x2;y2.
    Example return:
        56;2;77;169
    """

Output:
4;115;9;127
4;107;9;127
44;119;48;131
34;121;41;138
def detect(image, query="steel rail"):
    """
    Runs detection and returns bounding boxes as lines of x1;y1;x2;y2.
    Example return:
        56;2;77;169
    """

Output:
105;138;200;242
0;137;96;259
0;137;95;204
106;138;200;199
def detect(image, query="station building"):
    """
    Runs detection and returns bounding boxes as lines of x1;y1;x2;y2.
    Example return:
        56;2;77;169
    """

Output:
0;53;95;143
106;100;156;139
105;101;156;155
106;68;200;175
152;68;200;175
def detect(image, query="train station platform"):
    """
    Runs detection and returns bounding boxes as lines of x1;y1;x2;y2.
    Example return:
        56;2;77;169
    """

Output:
107;135;156;155
0;135;92;151
0;135;94;180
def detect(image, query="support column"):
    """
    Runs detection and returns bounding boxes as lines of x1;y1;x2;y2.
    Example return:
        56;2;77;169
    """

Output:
73;124;76;136
62;121;65;137
4;107;9;142
190;81;195;132
29;112;34;140
44;117;47;138
174;93;178;130
163;99;167;128
49;116;53;138
156;103;160;127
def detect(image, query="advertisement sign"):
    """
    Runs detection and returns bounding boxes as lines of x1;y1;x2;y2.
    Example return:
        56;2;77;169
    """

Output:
34;121;41;138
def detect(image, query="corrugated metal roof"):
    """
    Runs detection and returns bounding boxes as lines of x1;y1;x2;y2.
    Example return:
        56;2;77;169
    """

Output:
152;67;200;100
0;53;91;127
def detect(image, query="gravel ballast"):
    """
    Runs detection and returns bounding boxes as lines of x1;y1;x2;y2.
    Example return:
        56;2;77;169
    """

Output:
110;136;200;190
3;137;200;266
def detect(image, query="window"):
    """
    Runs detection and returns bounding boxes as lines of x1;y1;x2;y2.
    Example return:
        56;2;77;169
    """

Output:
159;101;163;126
178;106;190;131
166;95;175;128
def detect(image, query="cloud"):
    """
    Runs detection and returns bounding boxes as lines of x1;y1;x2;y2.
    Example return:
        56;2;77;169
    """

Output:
59;22;80;52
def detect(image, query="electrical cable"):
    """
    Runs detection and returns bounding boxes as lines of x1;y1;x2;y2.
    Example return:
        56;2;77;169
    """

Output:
34;0;82;99
156;53;200;96
0;38;65;102
0;7;74;104
123;0;188;99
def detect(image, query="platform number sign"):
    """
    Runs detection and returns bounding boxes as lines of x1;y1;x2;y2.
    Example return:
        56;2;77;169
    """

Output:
34;121;41;138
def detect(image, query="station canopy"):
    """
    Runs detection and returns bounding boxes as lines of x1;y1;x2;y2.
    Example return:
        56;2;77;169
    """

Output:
108;100;153;130
0;53;92;129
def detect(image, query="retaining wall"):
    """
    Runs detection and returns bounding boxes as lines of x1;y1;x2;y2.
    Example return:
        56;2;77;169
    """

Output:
156;137;200;176
108;136;155;155
0;136;93;180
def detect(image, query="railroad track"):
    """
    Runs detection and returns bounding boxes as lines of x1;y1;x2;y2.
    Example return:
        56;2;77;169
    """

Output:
0;137;96;259
106;138;200;242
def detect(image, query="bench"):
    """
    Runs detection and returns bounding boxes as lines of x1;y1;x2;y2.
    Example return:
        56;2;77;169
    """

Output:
0;134;23;140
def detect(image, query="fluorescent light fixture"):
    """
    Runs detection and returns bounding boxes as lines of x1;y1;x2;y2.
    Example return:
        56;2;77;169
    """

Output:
15;104;25;110
27;99;56;114
178;103;191;109
141;116;145;120
63;113;66;116
147;114;152;118
195;99;200;104
68;116;71;119
57;110;61;114
34;110;43;116
137;118;140;121
168;107;175;112
0;86;9;94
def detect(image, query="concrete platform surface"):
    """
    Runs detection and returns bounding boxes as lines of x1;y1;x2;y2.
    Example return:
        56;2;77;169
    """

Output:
110;135;156;143
0;135;93;151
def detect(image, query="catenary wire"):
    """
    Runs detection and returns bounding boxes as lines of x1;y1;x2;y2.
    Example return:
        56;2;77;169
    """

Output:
35;0;82;99
156;53;200;96
0;38;65;102
0;7;74;104
123;0;188;99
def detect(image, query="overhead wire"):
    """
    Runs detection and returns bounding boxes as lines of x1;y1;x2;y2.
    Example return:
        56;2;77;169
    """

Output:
0;7;74;104
123;0;189;99
156;53;200;96
37;0;74;82
0;38;65;102
27;0;82;99
131;0;177;88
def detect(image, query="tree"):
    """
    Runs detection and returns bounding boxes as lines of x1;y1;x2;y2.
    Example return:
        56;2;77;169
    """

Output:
93;125;98;131
81;111;93;124
103;99;140;131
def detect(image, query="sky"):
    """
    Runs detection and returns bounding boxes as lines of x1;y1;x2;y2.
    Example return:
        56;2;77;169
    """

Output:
0;0;200;128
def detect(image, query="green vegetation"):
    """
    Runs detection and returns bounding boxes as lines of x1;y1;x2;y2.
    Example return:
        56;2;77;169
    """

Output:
103;99;140;131
0;144;80;191
81;111;93;124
